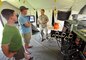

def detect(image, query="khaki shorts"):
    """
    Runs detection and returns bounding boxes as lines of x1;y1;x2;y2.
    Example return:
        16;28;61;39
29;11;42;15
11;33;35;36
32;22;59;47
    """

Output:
14;46;25;60
23;32;31;44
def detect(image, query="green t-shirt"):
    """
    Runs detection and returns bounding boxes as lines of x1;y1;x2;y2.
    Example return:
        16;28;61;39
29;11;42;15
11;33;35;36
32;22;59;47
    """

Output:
2;24;22;52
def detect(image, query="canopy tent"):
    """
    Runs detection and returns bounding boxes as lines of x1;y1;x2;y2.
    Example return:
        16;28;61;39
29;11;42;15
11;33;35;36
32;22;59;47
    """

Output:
0;0;86;28
1;0;85;11
1;0;73;10
0;0;86;34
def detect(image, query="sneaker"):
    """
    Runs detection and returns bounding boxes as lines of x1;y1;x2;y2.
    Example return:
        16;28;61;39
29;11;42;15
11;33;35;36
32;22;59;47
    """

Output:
46;36;48;39
24;53;33;60
25;45;33;49
29;57;33;60
41;39;46;42
27;46;33;48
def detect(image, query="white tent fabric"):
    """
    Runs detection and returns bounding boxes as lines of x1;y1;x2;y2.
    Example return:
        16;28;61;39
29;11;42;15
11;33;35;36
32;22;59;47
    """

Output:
1;0;86;11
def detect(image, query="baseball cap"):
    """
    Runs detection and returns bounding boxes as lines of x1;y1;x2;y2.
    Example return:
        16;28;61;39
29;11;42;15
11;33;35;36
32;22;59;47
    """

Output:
19;6;28;11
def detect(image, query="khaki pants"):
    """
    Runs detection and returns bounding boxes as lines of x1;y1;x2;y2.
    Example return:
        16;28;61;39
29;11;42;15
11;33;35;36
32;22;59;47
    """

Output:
23;32;31;45
39;25;48;39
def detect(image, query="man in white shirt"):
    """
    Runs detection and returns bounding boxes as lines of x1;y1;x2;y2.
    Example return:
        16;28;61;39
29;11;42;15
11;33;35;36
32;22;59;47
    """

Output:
38;9;49;42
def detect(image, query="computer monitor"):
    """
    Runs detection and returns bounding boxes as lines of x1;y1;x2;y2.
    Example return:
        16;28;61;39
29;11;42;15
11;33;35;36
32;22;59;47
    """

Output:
27;15;35;23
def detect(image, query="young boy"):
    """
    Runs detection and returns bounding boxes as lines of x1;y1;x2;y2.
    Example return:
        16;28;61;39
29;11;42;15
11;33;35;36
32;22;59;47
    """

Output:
1;9;24;60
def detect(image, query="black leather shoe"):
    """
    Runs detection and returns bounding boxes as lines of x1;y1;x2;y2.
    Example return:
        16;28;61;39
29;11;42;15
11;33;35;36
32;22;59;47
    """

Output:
41;39;46;42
